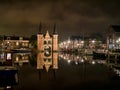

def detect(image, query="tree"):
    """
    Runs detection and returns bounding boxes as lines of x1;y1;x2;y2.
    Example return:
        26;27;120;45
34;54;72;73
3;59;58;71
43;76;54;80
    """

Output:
89;33;104;41
29;35;37;49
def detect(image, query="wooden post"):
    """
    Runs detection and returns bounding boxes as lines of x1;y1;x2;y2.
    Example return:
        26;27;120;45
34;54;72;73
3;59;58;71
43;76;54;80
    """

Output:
38;69;42;80
115;54;117;65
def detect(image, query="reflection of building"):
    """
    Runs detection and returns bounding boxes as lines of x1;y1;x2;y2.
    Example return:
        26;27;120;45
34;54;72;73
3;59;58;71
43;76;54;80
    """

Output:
59;36;103;53
37;24;58;72
1;36;29;50
13;53;30;66
107;25;120;50
0;51;13;66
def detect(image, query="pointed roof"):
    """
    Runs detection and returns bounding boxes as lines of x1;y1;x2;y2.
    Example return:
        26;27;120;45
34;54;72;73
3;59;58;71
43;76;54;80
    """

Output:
45;30;50;39
53;23;57;34
45;64;50;72
38;22;42;34
110;25;120;32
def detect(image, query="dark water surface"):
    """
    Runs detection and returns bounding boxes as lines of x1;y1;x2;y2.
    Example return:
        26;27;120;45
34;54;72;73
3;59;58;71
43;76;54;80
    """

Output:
13;58;120;90
12;54;120;90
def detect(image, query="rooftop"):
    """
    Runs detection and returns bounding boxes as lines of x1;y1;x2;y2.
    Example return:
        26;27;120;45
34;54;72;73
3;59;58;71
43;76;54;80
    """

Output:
110;25;120;32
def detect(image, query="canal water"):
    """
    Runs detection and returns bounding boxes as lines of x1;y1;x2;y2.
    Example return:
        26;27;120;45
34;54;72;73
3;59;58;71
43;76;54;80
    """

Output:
1;52;120;90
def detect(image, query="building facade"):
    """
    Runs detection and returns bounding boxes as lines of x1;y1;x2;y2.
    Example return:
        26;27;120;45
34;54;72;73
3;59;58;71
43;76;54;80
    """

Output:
59;36;103;53
107;25;120;50
0;36;29;50
37;24;58;72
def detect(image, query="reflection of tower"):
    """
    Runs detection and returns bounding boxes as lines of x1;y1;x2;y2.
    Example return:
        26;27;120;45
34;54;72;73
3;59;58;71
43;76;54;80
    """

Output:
53;24;58;51
37;23;44;69
106;26;115;50
37;23;58;72
52;24;58;69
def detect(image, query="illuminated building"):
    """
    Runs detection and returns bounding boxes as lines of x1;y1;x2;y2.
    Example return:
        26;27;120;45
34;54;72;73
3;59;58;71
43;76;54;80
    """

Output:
37;23;58;72
13;53;30;66
1;36;29;50
107;25;120;50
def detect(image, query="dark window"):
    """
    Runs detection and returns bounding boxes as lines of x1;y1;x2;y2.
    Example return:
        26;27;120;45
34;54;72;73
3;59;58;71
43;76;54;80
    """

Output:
48;41;51;44
44;41;47;44
48;59;51;62
44;59;47;62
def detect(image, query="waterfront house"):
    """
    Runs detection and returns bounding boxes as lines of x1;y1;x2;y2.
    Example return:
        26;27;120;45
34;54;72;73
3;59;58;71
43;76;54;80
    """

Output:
107;25;120;50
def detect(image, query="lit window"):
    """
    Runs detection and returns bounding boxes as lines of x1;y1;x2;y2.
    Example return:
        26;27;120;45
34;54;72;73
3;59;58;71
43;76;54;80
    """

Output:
16;42;19;45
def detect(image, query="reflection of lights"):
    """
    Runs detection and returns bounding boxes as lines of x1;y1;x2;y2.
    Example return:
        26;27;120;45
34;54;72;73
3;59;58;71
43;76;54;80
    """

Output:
16;42;19;45
63;56;66;59
6;86;11;89
68;60;71;63
81;41;84;44
65;45;68;49
116;40;119;43
16;57;19;61
77;44;79;46
92;40;95;43
63;41;66;45
119;38;120;41
116;70;119;74
46;51;49;54
116;38;120;43
68;40;70;43
75;61;78;65
60;55;63;58
113;68;120;77
84;56;87;60
81;59;84;63
19;61;23;66
92;61;95;64
97;60;106;64
77;56;79;59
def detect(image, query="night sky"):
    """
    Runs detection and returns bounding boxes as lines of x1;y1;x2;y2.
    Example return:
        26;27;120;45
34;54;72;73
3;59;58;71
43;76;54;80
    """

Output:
0;0;120;40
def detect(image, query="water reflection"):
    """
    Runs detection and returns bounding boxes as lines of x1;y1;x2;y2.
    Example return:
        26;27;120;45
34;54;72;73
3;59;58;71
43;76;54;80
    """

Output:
37;52;58;72
113;67;120;77
12;52;120;78
59;52;120;77
59;53;96;65
13;52;31;66
1;52;120;89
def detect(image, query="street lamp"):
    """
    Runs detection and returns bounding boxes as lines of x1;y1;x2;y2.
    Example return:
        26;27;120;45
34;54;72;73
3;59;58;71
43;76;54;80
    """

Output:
92;40;95;44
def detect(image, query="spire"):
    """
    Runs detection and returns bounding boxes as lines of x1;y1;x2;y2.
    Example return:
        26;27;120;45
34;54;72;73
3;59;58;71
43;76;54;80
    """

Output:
38;22;42;34
53;23;57;34
45;64;50;72
45;30;50;39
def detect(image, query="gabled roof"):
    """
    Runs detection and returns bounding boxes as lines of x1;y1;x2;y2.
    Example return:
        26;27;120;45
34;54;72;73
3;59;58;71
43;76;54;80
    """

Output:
110;25;120;32
44;64;51;72
45;31;51;39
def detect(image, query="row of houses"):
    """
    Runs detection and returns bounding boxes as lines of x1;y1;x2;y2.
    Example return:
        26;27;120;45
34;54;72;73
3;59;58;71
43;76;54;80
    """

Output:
107;25;120;50
0;25;120;52
0;35;30;50
59;25;120;53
